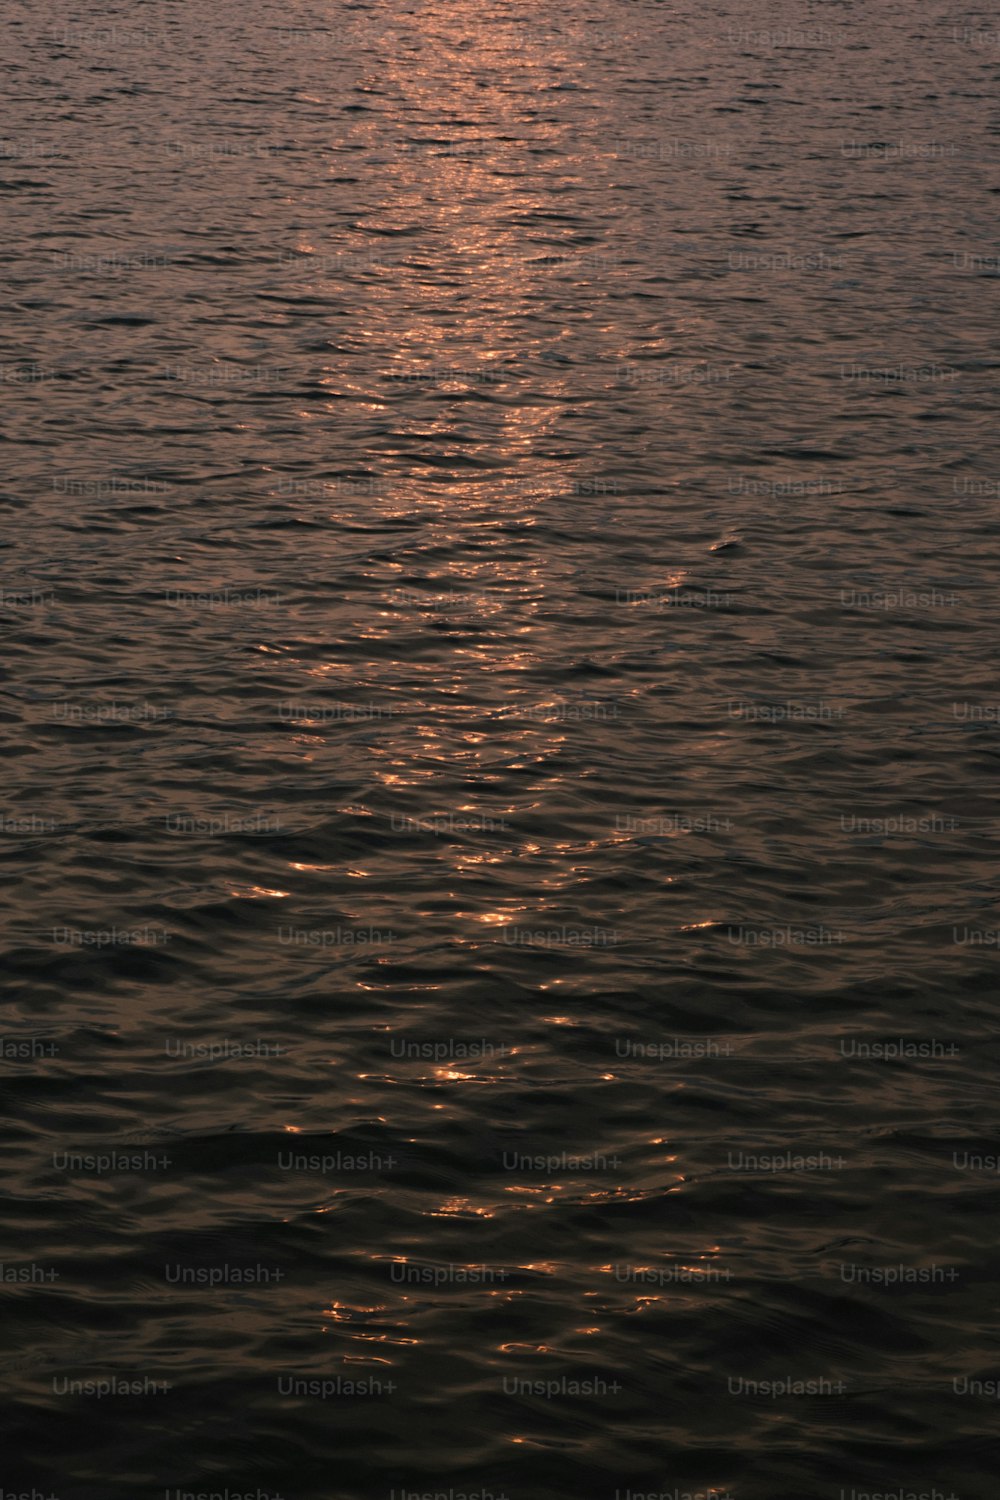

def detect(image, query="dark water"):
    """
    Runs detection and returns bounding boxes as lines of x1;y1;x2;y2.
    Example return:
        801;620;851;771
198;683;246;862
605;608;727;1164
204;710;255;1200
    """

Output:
2;0;1000;1495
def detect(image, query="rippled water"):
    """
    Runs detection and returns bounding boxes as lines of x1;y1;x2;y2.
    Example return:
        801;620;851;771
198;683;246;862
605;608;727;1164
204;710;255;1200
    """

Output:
2;0;1000;1494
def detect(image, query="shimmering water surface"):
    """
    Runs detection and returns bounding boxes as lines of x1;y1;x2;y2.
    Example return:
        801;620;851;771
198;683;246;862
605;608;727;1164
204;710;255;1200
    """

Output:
2;0;1000;1495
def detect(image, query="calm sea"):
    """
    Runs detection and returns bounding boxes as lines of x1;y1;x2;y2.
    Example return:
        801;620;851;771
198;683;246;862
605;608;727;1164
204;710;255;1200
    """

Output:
2;0;999;1495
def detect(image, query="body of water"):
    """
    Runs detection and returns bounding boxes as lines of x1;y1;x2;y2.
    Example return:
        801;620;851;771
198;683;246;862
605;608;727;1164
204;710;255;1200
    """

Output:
2;0;999;1495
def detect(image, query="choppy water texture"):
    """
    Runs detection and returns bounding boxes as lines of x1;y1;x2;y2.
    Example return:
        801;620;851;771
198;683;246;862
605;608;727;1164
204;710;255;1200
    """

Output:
2;0;1000;1495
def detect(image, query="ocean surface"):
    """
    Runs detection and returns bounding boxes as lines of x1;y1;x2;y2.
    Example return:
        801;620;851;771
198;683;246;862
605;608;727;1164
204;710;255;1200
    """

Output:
2;0;1000;1495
